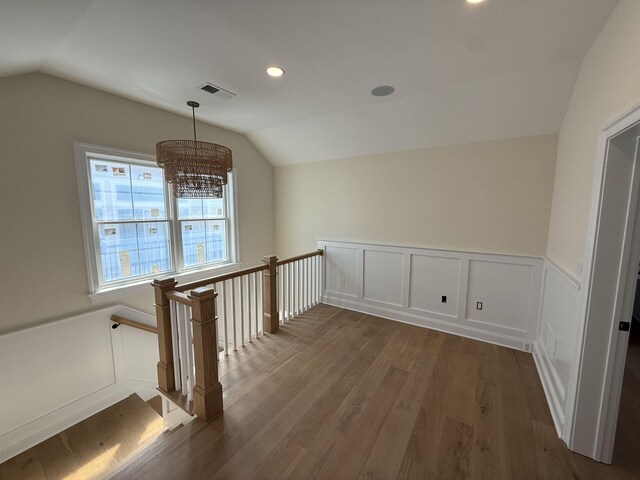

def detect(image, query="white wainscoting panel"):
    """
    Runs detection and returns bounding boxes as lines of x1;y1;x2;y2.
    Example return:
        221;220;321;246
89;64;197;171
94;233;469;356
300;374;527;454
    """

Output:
466;260;536;333
0;305;159;463
363;250;404;306
533;260;581;437
325;245;359;297
319;240;543;351
409;255;460;318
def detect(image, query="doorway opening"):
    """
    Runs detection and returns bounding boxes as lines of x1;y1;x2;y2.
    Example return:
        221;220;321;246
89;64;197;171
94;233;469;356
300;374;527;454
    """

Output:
567;105;640;463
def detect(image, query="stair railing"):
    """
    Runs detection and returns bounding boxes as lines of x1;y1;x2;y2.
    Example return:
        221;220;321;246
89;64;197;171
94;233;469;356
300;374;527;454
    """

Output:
152;249;324;421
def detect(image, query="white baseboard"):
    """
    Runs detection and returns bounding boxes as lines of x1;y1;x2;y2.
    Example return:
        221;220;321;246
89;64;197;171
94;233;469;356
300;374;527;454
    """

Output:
322;294;532;352
532;337;566;437
0;383;131;463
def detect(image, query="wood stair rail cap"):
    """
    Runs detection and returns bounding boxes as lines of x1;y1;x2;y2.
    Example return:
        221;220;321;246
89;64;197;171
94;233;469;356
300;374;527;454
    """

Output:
188;286;217;300
152;278;178;289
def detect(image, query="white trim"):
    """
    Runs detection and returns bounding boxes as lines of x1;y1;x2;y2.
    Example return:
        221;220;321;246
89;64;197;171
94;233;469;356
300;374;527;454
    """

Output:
74;142;240;298
545;257;581;290
596;133;640;462
319;240;543;353
74;142;162;292
533;337;565;436
323;293;533;351
228;168;241;263
0;305;161;463
0;383;131;464
565;103;640;462
88;261;243;303
530;257;582;440
318;238;543;261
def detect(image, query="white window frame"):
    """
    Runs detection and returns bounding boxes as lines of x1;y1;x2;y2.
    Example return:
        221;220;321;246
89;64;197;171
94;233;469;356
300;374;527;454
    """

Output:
74;142;241;303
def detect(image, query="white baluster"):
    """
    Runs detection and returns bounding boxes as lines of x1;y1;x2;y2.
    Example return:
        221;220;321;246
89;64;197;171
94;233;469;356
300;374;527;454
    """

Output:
279;265;284;322
258;273;264;334
318;255;324;302
170;300;181;392
292;261;296;315
254;272;259;336
297;260;302;315
292;261;296;316
213;283;220;359
284;263;289;321
183;303;195;402
221;280;228;356
312;257;316;306
247;275;253;342
304;258;311;310
239;276;245;346
231;277;237;351
303;258;307;311
316;255;322;303
309;257;312;309
177;305;189;397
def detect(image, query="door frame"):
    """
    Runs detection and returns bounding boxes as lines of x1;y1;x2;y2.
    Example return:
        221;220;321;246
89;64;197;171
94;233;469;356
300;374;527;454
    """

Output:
564;103;640;462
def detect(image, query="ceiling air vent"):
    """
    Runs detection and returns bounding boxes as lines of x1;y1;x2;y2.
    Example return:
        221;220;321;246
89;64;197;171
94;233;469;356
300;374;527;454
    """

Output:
198;82;236;100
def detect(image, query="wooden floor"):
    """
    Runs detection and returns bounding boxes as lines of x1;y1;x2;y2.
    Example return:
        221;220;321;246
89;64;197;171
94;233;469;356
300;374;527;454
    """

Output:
0;394;164;480
6;306;639;479
106;304;638;480
612;323;640;474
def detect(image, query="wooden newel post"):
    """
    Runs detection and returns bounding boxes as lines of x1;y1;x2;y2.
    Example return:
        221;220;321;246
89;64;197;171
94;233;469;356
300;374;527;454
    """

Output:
188;286;223;421
152;278;178;393
262;255;279;334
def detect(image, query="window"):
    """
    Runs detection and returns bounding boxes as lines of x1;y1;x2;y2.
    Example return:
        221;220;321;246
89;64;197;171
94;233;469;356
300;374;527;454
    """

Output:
75;143;238;297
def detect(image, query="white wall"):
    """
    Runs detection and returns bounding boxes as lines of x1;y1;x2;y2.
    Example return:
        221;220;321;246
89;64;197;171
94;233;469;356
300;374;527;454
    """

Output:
0;305;159;462
0;73;275;333
275;135;558;259
320;240;543;352
546;0;640;280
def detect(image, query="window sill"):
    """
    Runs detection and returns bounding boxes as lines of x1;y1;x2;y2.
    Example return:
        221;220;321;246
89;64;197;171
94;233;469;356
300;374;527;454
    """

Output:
88;262;243;305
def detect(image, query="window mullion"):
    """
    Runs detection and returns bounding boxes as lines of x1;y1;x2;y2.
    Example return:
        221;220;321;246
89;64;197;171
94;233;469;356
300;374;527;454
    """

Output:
170;190;183;274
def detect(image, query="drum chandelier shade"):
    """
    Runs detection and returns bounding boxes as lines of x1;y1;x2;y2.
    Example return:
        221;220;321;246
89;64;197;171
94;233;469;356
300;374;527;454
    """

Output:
156;101;232;198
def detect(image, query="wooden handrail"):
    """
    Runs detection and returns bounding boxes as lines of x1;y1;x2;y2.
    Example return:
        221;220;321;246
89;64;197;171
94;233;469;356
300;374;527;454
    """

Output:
175;264;268;292
276;249;323;266
152;248;324;422
165;290;193;305
110;314;158;334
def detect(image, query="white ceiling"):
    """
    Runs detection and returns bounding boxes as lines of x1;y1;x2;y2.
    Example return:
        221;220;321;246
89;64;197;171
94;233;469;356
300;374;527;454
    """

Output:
0;0;619;165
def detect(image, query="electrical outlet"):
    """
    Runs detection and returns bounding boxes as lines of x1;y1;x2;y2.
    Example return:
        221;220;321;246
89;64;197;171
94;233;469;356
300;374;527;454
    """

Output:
476;301;483;310
340;277;346;287
441;295;447;303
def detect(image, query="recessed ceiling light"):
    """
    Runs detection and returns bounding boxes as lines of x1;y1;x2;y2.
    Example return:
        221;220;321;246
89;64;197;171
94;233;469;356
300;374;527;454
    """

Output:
266;66;285;77
466;0;486;4
371;85;395;97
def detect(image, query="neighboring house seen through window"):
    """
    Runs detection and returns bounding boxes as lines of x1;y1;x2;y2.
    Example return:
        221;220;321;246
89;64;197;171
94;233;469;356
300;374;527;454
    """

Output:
75;143;237;297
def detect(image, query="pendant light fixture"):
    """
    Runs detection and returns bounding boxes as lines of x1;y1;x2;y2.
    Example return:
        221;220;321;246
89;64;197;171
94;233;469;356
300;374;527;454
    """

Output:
156;101;232;198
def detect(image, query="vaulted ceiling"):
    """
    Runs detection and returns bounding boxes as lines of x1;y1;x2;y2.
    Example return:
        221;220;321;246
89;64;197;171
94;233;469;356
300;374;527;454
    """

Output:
0;0;619;165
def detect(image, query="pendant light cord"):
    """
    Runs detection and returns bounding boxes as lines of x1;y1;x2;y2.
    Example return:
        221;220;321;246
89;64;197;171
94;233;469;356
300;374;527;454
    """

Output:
192;103;197;143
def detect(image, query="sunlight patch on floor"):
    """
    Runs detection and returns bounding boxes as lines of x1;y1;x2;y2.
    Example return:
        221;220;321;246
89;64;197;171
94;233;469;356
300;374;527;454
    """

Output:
63;444;120;480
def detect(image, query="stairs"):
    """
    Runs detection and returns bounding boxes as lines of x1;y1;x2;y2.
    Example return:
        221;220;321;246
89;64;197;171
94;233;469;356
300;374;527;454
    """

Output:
0;394;166;480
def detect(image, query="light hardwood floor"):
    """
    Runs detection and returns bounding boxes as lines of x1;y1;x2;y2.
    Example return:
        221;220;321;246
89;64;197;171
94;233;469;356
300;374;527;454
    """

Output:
612;323;640;475
5;305;639;479
107;304;639;480
0;394;164;480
